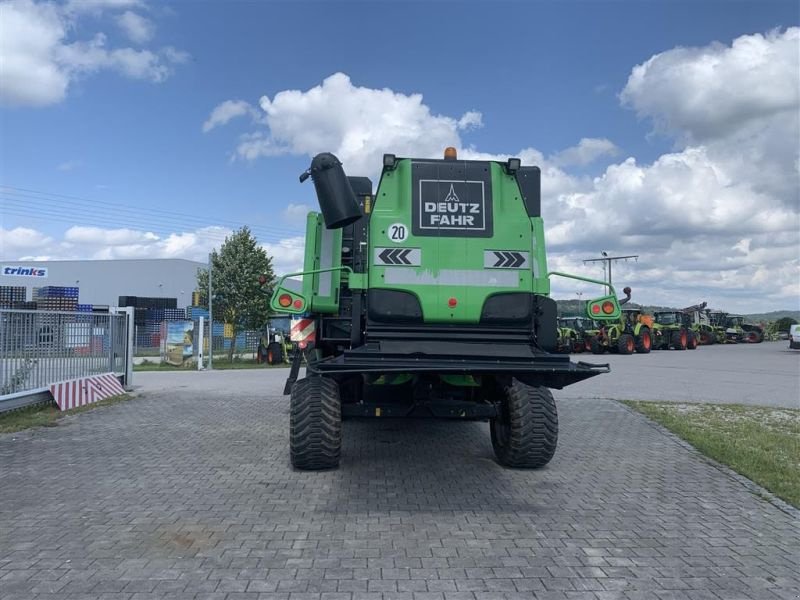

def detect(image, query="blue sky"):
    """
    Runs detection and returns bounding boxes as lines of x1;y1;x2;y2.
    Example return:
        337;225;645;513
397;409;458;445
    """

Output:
1;0;798;311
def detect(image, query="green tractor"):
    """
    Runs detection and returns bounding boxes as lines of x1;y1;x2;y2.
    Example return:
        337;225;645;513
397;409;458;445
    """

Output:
651;310;697;350
586;301;653;355
266;149;622;470
556;316;596;353
256;317;293;365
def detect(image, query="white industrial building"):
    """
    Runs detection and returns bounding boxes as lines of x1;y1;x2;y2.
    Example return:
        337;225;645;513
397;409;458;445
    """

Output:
0;259;206;307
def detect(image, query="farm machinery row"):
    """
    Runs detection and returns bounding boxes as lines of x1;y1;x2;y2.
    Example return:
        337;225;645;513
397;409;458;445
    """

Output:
556;302;763;355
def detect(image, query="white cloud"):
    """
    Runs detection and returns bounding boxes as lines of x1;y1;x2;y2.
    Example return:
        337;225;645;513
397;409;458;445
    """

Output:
64;226;159;246
65;0;143;13
621;28;799;142
457;110;483;131
281;203;312;226
261;236;306;275
1;225;227;261
0;0;187;107
202;99;258;133
116;10;153;43
1;227;54;253
231;72;477;174
550;137;619;167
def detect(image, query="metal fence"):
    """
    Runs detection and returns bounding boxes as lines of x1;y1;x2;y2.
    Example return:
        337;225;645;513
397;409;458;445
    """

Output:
0;308;131;398
133;320;260;359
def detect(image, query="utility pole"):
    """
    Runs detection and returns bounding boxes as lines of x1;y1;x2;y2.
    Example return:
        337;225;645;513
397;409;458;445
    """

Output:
207;252;213;371
583;252;639;287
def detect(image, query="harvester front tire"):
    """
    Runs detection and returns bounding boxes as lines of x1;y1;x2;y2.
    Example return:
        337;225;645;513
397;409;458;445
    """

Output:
634;328;652;354
617;333;635;355
491;380;558;469
290;376;341;470
699;331;715;345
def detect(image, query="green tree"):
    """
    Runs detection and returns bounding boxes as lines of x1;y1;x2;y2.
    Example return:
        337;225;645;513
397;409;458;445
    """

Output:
197;227;275;360
775;317;798;332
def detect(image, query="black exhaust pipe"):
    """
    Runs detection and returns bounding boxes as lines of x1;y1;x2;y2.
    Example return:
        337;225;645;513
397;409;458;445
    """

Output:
299;153;361;229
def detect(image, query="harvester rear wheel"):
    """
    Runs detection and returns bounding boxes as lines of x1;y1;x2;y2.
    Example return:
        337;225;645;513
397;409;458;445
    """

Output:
617;333;635;355
590;336;604;354
699;331;715;345
290;376;341;470
687;331;698;350
635;328;651;354
491;380;558;469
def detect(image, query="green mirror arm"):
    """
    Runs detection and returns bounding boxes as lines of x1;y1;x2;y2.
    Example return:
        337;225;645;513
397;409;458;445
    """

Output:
547;271;617;296
273;265;354;290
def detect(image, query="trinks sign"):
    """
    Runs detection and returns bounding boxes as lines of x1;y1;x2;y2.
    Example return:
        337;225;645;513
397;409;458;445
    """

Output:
2;265;48;278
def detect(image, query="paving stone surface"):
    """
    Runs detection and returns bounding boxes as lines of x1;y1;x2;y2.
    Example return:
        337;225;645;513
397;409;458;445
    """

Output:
1;373;798;600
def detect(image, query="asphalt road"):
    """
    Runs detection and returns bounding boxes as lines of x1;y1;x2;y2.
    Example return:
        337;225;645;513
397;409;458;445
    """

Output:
134;340;800;409
560;340;800;408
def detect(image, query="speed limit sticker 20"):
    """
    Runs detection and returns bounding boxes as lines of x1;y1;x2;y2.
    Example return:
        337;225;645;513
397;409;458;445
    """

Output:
387;223;408;242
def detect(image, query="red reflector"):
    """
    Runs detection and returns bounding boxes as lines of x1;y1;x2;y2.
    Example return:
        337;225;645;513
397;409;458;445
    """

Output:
602;301;615;314
448;297;457;308
278;294;292;307
293;299;303;309
591;304;601;314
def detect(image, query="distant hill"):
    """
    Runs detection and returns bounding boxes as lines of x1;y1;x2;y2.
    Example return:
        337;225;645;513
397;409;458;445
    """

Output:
743;310;800;323
555;299;799;324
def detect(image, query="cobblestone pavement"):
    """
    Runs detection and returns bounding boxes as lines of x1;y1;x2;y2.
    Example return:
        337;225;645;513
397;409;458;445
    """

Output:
1;373;798;600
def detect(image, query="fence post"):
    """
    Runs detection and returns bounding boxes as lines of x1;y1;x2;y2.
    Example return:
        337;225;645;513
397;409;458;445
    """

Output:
197;316;204;371
108;309;115;374
123;306;134;389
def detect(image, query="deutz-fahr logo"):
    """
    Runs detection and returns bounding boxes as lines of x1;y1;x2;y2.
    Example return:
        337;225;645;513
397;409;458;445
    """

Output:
419;180;486;230
3;265;48;277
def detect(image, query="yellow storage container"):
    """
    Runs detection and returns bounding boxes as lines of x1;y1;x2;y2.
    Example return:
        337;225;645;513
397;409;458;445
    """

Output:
224;323;234;338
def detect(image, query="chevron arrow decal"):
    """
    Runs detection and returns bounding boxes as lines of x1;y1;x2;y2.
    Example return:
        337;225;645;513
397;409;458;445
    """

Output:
374;247;421;266
484;250;530;269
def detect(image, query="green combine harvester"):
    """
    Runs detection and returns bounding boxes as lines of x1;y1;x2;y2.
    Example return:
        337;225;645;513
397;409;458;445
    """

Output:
725;314;762;343
709;310;732;344
267;149;622;470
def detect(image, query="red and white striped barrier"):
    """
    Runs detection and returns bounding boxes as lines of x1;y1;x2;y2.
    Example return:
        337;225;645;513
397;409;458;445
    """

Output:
290;318;316;349
50;373;125;411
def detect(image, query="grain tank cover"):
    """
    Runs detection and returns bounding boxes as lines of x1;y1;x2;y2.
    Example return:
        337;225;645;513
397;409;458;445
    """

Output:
300;153;362;229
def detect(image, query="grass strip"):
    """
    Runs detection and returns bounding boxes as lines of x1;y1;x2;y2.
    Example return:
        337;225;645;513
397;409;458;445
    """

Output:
623;401;799;508
0;394;132;434
134;359;287;371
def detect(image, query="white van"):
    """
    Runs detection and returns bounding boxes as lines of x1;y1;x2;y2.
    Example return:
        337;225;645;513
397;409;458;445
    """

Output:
790;324;800;349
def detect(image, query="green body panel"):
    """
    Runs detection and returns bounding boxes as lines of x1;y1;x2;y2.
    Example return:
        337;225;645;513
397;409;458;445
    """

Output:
304;212;342;314
368;160;545;324
439;374;481;387
371;374;414;385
